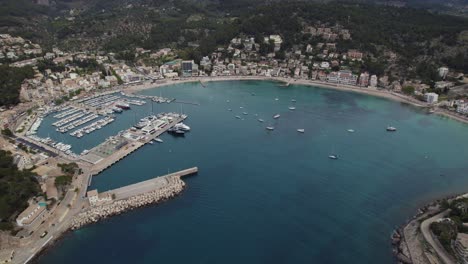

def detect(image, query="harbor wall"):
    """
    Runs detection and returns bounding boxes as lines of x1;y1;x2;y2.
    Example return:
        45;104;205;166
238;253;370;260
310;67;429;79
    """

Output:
70;167;198;230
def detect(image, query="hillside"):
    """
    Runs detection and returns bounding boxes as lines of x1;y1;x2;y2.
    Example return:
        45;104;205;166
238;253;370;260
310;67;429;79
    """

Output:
1;0;467;80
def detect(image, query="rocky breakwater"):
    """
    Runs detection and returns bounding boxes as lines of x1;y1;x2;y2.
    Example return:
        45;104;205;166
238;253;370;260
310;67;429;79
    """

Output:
70;176;185;230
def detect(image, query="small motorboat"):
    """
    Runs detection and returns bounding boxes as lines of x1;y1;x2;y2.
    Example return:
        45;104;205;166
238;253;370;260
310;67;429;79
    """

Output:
235;116;241;119
149;140;154;145
228;109;232;111
258;119;265;122
347;129;355;133
273;114;280;119
266;126;275;131
297;129;305;133
291;99;296;102
289;106;296;110
154;138;163;143
275;98;279;101
386;126;397;132
243;112;248;115
328;154;338;160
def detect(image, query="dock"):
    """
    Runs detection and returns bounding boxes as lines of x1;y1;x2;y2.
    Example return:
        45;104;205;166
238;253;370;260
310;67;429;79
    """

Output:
82;113;187;175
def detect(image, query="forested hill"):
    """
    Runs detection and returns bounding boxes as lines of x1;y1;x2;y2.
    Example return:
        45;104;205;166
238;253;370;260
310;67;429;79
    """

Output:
1;0;467;76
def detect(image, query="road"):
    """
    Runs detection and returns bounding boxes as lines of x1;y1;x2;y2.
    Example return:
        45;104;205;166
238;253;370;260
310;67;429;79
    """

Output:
420;209;456;264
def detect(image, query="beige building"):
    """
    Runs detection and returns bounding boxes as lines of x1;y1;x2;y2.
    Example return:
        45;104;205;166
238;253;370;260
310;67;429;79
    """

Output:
16;201;47;227
453;233;468;264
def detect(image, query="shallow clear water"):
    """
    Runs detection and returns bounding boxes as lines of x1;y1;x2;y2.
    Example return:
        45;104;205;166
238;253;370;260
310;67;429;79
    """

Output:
37;81;468;263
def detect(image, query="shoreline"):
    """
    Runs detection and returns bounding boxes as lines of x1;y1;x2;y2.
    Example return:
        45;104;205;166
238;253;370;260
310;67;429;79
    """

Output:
124;76;468;125
125;76;428;107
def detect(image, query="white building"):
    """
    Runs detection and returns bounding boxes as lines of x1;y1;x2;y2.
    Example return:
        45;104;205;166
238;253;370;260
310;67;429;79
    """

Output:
424;92;439;104
438;67;449;79
87;189;113;206
370;75;378;88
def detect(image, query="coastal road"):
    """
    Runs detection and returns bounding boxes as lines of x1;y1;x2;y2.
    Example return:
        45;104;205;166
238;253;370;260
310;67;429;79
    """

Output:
420;210;456;264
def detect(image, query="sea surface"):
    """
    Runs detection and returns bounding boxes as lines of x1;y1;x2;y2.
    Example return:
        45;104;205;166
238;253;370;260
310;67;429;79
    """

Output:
36;81;468;263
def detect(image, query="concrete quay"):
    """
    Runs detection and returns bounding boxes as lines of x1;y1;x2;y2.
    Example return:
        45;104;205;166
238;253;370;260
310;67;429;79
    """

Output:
70;167;198;230
84;114;187;176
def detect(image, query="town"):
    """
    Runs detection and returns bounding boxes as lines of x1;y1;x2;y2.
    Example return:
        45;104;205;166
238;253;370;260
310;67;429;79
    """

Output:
0;19;468;264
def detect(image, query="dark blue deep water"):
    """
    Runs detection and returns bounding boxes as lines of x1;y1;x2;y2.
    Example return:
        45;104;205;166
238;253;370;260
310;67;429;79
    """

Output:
36;81;468;263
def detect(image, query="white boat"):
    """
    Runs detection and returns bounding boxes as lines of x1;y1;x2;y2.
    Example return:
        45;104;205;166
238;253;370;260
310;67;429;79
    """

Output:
243;112;248;115
149;141;154;145
289;106;296;110
235;115;241;119
174;122;190;131
291;99;296;102
328;154;338;160
154;138;163;143
228;109;232;111
258;119;264;122
266;126;275;131
275;98;279;101
347;129;355;133
297;129;305;133
386;126;397;132
273;114;280;119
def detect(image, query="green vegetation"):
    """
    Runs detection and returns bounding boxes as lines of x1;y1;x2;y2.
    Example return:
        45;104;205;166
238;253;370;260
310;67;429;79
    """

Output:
57;162;78;175
431;220;457;249
1;128;14;137
54;175;72;187
0;65;34;107
402;86;415;95
0;150;40;229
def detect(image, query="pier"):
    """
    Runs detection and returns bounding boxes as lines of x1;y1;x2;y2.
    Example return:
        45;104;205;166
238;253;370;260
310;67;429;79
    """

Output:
102;167;198;200
70;167;198;229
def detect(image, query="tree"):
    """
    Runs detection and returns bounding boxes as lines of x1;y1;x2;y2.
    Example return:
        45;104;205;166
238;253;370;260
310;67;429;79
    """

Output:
402;86;415;95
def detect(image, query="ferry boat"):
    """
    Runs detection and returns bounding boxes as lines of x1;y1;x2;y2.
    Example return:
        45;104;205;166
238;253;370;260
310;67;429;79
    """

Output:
297;129;305;133
289;106;296;110
273;114;280;119
266;126;275;131
328;154;338;160
386;126;397;132
116;102;130;110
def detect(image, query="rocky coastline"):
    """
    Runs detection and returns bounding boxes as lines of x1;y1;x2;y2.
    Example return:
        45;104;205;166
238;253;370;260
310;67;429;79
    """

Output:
70;177;186;230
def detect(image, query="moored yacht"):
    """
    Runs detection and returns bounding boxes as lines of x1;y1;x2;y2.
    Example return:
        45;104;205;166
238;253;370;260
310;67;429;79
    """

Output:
154;138;163;143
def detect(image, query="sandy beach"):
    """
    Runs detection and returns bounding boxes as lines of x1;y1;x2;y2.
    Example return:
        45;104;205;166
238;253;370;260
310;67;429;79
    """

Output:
123;76;468;125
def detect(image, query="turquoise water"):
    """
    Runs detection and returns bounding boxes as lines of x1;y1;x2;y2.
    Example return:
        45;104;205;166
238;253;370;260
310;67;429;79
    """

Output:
37;81;468;263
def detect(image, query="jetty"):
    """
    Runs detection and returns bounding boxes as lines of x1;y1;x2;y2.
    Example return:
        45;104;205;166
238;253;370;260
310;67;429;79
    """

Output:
70;167;198;229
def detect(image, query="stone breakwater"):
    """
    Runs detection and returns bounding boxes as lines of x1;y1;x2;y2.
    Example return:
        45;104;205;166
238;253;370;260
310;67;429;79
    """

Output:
70;177;185;230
